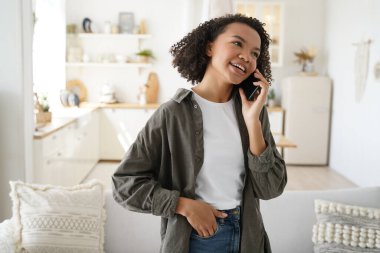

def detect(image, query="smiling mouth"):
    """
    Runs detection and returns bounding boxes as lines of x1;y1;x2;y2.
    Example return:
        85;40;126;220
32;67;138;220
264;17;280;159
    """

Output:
230;62;246;73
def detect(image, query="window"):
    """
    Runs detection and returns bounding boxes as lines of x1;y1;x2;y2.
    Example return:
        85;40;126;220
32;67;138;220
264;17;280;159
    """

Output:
234;1;283;67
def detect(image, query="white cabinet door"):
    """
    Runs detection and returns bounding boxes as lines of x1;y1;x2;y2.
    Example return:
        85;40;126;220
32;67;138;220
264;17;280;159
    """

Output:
71;111;99;183
34;127;72;186
99;109;125;160
99;108;155;160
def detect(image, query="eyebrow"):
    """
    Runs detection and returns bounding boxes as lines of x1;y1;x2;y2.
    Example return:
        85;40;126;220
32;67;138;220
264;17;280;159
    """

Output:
232;35;261;52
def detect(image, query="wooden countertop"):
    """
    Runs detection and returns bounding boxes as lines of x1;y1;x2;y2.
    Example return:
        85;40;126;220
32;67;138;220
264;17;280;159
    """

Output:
267;106;284;112
79;102;160;109
273;134;297;148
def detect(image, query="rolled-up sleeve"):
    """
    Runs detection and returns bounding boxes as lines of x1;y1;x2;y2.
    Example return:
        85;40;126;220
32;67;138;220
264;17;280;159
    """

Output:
247;107;287;200
112;108;180;218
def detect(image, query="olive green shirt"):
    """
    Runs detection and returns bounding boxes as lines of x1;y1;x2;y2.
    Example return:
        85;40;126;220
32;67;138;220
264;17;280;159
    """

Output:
112;88;287;253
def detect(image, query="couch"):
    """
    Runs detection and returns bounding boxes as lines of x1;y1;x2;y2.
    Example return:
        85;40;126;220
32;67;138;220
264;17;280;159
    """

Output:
1;187;379;252
105;187;380;253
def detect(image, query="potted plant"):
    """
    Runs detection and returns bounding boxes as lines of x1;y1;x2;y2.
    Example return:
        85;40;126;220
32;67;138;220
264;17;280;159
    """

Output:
34;93;52;124
267;88;276;107
294;47;317;74
136;49;155;63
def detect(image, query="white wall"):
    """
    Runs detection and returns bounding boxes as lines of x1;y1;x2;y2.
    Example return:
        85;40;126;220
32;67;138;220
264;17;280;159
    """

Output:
326;0;380;186
0;0;34;221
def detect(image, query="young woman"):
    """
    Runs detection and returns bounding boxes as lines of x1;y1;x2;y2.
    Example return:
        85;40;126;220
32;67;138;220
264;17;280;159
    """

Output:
113;14;287;253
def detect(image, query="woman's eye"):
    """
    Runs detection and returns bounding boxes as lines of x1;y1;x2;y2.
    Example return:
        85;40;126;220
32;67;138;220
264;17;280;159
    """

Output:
233;41;242;47
251;52;259;58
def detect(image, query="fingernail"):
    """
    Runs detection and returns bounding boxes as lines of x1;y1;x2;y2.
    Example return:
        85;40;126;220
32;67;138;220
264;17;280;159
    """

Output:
223;212;228;217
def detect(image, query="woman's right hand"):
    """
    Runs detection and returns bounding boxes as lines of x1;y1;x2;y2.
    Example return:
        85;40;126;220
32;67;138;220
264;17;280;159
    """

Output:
175;197;227;237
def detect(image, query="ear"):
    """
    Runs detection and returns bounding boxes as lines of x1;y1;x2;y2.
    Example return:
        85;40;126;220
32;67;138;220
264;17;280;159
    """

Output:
206;42;213;57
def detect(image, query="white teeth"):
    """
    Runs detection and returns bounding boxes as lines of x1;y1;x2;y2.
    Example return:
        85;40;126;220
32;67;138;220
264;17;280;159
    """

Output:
231;63;246;73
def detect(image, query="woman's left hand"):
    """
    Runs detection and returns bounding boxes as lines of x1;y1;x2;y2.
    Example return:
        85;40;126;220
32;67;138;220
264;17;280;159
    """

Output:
239;69;270;124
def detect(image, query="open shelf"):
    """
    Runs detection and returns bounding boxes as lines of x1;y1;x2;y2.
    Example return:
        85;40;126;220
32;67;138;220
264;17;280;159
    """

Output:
65;62;152;68
67;33;152;39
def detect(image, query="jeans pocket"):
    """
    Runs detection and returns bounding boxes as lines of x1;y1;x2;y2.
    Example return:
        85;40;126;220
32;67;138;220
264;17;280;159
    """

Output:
191;223;220;240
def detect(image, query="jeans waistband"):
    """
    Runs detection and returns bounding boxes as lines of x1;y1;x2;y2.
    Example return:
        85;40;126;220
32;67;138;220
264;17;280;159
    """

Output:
219;206;240;220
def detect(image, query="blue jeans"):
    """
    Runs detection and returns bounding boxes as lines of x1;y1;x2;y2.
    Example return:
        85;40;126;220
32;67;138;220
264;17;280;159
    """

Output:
189;206;241;253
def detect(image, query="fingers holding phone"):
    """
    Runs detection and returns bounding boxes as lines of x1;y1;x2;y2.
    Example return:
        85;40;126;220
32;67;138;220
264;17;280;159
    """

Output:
238;69;270;102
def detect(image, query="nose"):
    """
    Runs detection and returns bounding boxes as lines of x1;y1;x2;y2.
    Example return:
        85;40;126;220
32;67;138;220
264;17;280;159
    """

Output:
238;53;250;63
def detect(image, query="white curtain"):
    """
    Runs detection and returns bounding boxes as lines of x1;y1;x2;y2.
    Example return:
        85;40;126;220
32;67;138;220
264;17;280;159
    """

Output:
33;0;66;110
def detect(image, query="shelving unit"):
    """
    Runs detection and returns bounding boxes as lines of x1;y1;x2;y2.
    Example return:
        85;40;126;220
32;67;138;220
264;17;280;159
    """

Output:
66;62;152;68
66;31;154;103
66;33;152;65
68;33;152;40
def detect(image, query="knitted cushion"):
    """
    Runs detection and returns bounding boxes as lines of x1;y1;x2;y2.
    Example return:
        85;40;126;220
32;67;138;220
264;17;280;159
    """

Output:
10;180;105;253
313;199;380;252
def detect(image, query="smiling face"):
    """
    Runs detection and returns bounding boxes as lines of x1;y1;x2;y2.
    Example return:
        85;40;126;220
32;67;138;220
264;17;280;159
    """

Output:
205;22;261;85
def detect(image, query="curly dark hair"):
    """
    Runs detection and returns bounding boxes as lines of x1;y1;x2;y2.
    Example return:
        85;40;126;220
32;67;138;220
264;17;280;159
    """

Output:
170;14;272;85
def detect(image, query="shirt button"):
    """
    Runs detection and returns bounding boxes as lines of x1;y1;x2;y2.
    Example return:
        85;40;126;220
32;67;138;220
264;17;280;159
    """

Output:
194;105;198;109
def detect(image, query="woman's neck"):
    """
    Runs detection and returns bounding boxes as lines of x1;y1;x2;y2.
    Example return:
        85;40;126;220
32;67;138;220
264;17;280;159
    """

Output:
192;73;234;103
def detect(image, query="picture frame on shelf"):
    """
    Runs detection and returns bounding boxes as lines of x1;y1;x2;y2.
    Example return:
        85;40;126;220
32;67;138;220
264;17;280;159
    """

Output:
119;12;134;34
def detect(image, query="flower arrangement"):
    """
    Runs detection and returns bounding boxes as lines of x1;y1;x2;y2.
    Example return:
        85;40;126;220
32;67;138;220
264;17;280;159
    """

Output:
34;93;52;124
294;47;317;72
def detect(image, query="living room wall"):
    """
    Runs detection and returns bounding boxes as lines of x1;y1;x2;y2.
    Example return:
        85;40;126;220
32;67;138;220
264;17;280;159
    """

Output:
0;0;34;221
326;0;380;186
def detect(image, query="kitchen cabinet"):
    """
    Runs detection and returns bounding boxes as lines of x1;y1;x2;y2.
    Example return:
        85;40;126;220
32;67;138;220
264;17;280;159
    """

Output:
33;106;156;185
33;111;99;186
99;108;155;160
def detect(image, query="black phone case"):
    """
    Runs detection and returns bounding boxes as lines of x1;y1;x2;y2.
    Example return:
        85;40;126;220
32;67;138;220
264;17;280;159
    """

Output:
237;74;261;101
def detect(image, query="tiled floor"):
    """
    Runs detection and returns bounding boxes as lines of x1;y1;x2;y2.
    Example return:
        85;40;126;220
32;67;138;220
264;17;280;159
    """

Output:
84;162;357;191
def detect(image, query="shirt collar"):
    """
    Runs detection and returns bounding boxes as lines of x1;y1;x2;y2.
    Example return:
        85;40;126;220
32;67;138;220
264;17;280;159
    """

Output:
171;87;240;104
171;88;193;103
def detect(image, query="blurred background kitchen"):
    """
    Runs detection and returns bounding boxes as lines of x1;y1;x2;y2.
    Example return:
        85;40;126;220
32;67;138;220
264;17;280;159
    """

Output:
1;0;380;220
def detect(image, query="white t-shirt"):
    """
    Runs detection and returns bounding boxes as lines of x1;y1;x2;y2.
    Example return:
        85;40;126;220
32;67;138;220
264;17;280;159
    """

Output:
192;91;245;210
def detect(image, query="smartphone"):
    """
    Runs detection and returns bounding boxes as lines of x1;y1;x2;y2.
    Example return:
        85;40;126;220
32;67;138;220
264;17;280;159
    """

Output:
237;74;261;101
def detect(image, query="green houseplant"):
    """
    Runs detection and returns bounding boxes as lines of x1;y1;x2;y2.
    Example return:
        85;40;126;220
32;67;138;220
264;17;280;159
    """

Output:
267;88;276;107
136;49;155;63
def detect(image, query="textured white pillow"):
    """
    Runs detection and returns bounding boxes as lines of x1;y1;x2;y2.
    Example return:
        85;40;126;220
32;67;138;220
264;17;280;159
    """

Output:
312;199;380;252
10;180;106;253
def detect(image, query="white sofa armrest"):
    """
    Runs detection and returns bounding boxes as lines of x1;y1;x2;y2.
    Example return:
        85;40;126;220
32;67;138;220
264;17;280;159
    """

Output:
0;219;16;253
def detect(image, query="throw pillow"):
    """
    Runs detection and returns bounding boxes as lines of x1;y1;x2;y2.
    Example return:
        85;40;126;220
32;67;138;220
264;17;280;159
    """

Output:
312;199;380;253
10;180;106;253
